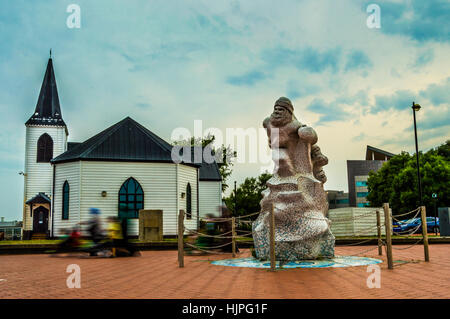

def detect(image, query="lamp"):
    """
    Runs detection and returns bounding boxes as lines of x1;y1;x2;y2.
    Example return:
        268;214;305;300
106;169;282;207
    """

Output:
411;101;423;206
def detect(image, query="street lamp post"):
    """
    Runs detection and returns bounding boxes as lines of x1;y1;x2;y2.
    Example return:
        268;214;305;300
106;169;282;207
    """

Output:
412;102;423;207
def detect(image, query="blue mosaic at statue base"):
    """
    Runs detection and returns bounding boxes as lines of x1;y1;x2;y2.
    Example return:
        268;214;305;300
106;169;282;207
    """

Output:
253;209;335;261
212;256;382;269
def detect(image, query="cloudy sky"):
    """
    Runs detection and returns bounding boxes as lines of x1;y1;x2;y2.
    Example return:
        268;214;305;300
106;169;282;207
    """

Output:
0;0;449;220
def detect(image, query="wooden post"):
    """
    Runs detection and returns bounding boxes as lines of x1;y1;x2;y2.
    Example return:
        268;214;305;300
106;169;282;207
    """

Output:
376;210;382;256
420;205;430;262
269;204;276;271
178;210;184;268
231;217;236;258
383;203;393;269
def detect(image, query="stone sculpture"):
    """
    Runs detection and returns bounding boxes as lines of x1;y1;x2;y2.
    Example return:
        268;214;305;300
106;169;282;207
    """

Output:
252;97;335;260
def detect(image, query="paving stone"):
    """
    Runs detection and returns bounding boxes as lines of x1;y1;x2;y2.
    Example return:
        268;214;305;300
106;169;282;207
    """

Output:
0;245;448;299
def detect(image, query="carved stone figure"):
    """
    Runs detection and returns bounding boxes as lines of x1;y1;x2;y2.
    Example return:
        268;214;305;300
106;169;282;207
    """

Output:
252;97;335;260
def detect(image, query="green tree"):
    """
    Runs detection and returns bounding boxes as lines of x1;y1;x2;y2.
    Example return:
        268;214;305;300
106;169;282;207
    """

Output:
224;172;272;221
173;134;237;192
367;141;450;218
429;139;450;160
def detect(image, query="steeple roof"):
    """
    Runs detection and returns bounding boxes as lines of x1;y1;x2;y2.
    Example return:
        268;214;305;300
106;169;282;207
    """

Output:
26;58;66;127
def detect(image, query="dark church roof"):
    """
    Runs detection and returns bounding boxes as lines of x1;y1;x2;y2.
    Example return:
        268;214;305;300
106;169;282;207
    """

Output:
53;117;221;180
199;162;222;181
26;58;66;127
52;117;197;165
26;192;51;205
67;142;81;151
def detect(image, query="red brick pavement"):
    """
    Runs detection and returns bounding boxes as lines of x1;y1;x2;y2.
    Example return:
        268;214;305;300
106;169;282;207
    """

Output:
0;245;449;299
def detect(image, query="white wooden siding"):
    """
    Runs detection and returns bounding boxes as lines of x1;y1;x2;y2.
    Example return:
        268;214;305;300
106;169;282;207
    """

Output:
23;125;67;230
52;161;200;236
79;161;180;236
199;181;222;217
177;165;198;232
52;161;80;235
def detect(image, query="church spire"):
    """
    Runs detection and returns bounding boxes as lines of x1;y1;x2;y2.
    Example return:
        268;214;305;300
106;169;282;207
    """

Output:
25;56;66;126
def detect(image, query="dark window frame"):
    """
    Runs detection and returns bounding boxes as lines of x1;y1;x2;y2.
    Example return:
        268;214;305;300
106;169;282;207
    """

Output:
37;133;54;163
62;181;70;220
186;183;192;219
118;177;144;219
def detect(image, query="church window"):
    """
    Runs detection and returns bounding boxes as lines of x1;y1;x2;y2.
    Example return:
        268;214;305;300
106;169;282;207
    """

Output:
186;183;192;219
62;181;70;220
118;177;144;219
37;133;53;162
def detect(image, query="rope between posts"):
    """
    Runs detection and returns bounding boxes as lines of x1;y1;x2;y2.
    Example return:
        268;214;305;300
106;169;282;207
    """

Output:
237;219;253;224
235;231;255;237
392;224;422;236
235;211;261;219
352;245;380;256
236;229;253;234
197;211;260;223
345;238;376;246
185;228;234;239
185;241;232;250
199;217;231;223
185;242;234;255
391;238;423;250
392;208;421;222
392;207;421;218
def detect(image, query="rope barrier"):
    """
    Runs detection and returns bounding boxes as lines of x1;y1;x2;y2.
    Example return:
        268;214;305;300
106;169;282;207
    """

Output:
185;228;235;239
391;238;423;250
392;208;421;222
198;207;388;225
235;232;254;237
235;211;261;219
351;245;380;256
185;242;234;255
392;207;421;218
198;217;232;223
236;229;253;234
344;238;376;246
237;219;253;224
186;241;232;250
183;205;426;263
392;223;422;236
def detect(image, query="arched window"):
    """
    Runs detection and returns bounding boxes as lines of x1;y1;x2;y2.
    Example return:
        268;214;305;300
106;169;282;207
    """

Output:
186;183;192;219
62;181;70;220
119;177;144;219
37;133;53;162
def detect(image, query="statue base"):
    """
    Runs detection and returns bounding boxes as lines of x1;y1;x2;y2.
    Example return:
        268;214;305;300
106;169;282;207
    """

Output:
252;211;335;261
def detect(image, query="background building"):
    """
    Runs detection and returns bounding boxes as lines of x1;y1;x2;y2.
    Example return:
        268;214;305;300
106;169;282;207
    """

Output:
326;190;349;209
346;146;395;207
0;217;22;240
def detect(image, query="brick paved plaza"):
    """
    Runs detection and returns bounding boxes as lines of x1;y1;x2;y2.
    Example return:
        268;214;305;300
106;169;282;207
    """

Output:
0;245;449;299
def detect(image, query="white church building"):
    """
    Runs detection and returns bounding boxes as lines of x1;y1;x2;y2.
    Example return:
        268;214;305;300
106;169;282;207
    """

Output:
22;57;222;239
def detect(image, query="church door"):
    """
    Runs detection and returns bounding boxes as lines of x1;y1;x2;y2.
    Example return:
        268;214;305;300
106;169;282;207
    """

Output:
33;206;49;234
